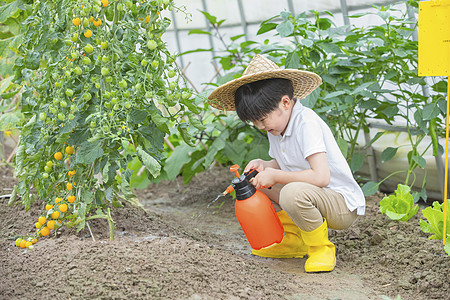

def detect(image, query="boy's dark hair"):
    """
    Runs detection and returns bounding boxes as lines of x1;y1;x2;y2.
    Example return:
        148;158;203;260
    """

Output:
234;78;294;122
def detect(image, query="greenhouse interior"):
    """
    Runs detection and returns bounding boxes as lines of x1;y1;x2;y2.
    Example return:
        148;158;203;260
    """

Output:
0;0;449;299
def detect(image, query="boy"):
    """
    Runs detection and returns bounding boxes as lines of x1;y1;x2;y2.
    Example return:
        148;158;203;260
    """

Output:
208;55;365;273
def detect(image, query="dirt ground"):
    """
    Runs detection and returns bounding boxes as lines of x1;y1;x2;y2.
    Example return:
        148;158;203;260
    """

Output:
0;164;449;300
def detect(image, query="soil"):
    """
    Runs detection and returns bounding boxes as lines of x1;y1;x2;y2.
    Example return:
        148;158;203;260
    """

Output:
0;164;449;300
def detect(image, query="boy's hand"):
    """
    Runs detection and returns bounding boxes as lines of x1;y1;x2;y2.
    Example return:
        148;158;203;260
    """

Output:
250;167;278;190
244;159;266;173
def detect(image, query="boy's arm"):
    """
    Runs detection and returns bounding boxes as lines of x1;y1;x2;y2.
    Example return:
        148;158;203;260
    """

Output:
251;152;330;189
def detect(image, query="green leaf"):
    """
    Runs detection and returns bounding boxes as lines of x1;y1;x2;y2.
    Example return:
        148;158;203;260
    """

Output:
130;109;148;125
0;76;13;94
0;110;22;130
178;48;213;56
119;168;133;198
422;103;440;120
188;29;211;35
319;42;342;54
444;241;450;256
164;144;192;180
82;190;94;204
245;138;271;162
431;80;447;93
102;160;111;184
223;139;247;166
336;137;348;158
324;91;346;99
137;123;165;151
385;210;406;221
280;11;291;20
203;130;229;168
276;20;294;37
300;38;314;48
301;87;320;109
285;51;300;69
351;82;376;95
230;34;246;41
186;112;206;131
200;10;218;25
136;146;161;178
412;155;426;169
68;128;90;145
361;181;379;196
257;22;277;35
385;70;398;80
321;75;337;86
350;152;363;172
149;108;170;134
0;0;25;23
76;141;104;164
363;132;385;149
128;157;151;189
381;147;398;163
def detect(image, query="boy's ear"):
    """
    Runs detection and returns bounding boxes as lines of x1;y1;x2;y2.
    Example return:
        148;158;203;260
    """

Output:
280;95;292;109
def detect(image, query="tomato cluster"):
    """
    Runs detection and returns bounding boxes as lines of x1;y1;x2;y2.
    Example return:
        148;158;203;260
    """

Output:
15;145;78;248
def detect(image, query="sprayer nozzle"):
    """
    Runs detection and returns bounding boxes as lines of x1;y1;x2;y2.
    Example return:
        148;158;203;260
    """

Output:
223;185;234;195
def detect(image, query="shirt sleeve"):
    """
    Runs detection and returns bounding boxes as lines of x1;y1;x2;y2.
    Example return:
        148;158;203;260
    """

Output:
298;115;327;159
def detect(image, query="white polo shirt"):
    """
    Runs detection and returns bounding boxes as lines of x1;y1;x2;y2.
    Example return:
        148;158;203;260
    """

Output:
268;100;366;215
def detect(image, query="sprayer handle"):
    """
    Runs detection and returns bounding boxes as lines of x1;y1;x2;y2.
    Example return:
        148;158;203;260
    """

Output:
245;169;272;190
244;169;258;181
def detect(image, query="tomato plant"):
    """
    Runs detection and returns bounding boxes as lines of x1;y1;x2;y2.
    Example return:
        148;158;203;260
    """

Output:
11;0;196;243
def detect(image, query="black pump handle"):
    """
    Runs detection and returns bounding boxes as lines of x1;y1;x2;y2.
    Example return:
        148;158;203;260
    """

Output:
244;169;258;181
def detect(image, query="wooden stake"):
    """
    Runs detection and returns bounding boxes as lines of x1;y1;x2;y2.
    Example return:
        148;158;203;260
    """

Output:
444;76;449;245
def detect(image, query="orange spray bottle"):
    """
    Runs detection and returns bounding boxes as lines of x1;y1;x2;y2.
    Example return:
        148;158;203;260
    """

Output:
223;165;284;250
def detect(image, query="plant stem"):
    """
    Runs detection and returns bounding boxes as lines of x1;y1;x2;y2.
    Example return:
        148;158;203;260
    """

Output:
107;208;115;240
349;110;366;159
113;2;119;24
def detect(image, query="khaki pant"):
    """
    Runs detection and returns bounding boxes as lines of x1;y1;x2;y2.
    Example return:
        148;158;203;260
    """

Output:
262;182;358;232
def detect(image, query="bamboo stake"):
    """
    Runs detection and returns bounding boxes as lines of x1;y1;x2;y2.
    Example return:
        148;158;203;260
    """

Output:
6;145;17;163
443;75;449;245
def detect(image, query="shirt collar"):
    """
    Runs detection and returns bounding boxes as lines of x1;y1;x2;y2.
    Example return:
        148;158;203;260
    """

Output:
282;99;303;137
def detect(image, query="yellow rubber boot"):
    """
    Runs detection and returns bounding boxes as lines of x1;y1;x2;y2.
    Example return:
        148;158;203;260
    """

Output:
252;210;308;258
300;219;336;272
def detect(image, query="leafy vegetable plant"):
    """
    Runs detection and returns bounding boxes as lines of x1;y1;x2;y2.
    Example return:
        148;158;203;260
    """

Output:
379;184;418;222
420;201;450;255
420;201;450;241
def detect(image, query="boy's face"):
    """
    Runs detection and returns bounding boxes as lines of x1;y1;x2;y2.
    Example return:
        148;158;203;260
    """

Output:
252;96;293;136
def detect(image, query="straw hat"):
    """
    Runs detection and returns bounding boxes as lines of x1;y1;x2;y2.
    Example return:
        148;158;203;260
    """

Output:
208;54;322;111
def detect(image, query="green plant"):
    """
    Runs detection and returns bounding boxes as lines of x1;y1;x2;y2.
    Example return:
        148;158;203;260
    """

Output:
10;0;194;243
420;201;450;255
379;184;418;221
420;201;450;240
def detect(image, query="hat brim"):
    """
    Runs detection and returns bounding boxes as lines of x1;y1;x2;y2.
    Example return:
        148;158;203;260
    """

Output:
207;69;322;111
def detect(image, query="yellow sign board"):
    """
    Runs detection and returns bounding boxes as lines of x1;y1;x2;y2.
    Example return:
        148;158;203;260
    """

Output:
418;0;450;76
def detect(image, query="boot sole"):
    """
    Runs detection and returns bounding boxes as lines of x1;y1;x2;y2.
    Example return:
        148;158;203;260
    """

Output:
252;251;306;258
305;263;336;273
